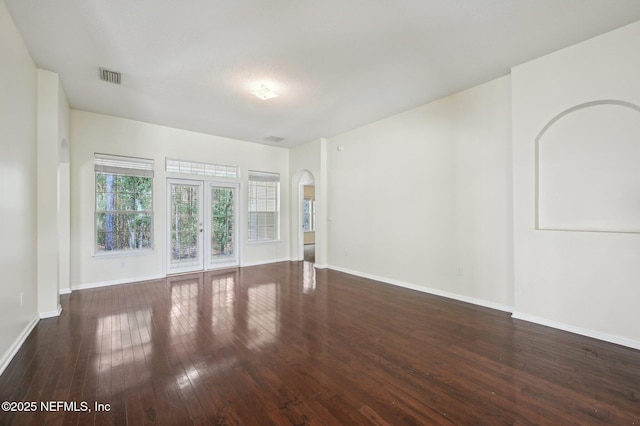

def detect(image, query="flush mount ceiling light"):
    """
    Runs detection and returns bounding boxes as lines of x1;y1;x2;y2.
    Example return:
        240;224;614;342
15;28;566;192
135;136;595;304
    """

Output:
251;84;278;100
263;136;284;143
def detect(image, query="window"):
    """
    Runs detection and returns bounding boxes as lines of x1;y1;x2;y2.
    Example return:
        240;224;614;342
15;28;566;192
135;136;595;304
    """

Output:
248;171;280;242
166;158;238;178
95;154;154;253
303;198;315;231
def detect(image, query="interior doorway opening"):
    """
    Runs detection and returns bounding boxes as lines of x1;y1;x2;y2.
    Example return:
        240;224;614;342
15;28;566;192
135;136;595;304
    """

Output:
302;184;316;263
295;170;316;264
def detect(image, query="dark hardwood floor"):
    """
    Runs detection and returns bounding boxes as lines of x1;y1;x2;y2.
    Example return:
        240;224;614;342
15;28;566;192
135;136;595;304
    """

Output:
1;261;639;425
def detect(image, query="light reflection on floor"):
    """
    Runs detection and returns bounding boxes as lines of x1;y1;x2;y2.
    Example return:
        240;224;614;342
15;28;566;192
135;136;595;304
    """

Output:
210;274;235;338
170;277;200;338
91;264;320;396
303;261;316;294
94;309;152;388
247;283;278;350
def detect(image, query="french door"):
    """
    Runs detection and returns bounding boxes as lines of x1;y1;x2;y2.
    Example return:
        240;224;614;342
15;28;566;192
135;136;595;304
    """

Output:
167;179;239;274
207;182;238;269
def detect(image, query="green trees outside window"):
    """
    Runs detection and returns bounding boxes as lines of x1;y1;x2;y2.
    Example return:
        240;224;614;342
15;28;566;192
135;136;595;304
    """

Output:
211;187;235;260
96;173;153;252
169;184;199;262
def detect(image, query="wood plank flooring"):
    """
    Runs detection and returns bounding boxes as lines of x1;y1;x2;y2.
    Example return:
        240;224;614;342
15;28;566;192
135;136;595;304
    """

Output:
1;261;639;425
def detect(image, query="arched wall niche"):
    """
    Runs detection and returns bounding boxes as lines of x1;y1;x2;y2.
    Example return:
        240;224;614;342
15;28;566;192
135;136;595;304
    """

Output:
536;100;640;233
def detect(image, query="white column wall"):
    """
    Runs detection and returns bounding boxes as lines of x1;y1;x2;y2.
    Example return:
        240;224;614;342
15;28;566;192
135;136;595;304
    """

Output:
317;139;328;268
58;82;71;294
36;70;61;317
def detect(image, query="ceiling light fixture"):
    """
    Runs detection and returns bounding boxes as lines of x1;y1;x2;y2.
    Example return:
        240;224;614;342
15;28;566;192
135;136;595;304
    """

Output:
264;136;284;143
252;84;278;100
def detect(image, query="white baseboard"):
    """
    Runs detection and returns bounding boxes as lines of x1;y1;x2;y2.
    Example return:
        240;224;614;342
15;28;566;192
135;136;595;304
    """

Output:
327;264;513;313
59;287;72;295
511;311;640;351
0;315;39;377
72;274;165;291
39;305;62;319
241;258;290;267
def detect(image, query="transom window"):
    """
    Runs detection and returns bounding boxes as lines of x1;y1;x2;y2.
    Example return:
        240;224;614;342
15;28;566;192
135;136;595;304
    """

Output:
166;158;238;178
95;154;154;253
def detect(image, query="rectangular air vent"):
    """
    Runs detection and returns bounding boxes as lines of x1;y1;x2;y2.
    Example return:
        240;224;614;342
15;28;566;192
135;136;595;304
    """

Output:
99;68;121;84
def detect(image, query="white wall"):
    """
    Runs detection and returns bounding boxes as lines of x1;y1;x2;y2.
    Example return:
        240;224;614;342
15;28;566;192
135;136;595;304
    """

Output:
0;0;39;373
327;76;513;310
70;111;290;288
512;21;640;347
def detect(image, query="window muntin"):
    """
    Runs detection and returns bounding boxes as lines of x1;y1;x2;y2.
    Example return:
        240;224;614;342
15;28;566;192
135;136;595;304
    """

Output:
248;171;280;242
95;154;154;253
166;158;238;178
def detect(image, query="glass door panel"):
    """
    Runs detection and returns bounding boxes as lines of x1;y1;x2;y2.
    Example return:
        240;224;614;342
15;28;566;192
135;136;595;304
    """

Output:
168;180;203;273
207;183;239;268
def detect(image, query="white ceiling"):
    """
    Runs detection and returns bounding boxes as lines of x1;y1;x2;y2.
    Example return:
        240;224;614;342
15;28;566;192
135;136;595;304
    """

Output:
6;1;640;147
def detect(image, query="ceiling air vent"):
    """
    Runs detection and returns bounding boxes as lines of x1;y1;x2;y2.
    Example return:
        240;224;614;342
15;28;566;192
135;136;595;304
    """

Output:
263;136;284;143
99;68;121;84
